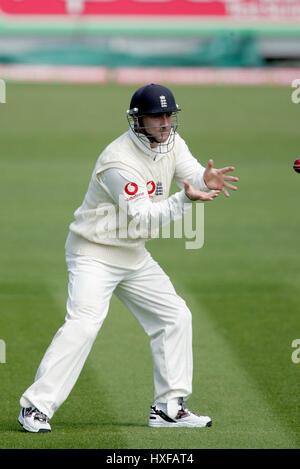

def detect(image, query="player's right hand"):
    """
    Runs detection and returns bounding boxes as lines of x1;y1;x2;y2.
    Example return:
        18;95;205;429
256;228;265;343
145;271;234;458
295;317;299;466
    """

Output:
183;180;220;201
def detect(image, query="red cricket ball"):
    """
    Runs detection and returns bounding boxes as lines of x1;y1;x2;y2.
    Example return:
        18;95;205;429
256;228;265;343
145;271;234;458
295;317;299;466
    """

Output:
293;159;300;173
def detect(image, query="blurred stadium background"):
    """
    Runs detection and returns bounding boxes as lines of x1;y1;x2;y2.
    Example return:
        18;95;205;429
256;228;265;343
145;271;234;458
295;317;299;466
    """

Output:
1;0;300;450
0;0;300;84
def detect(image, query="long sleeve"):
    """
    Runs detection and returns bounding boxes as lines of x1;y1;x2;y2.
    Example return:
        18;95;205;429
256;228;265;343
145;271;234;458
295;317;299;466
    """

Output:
174;136;209;192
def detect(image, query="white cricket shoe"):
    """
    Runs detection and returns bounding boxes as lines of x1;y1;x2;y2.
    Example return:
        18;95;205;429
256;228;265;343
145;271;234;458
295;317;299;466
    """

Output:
18;407;51;433
148;398;212;428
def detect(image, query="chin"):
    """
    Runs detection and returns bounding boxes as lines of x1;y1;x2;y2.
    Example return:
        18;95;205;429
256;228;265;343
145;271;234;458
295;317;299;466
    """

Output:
158;135;170;142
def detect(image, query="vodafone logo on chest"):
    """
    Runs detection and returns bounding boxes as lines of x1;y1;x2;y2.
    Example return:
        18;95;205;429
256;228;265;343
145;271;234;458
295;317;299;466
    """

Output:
148;181;163;197
123;180;163;200
147;181;156;195
124;182;138;196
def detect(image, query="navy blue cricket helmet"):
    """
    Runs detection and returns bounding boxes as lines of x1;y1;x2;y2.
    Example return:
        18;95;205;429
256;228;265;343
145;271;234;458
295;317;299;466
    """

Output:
128;83;181;116
127;84;181;153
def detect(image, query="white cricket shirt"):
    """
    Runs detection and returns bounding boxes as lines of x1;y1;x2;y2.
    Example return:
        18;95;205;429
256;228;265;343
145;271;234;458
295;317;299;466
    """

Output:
65;128;208;266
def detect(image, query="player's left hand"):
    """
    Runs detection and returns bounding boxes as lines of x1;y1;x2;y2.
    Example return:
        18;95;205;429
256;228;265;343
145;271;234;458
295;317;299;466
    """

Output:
204;159;239;198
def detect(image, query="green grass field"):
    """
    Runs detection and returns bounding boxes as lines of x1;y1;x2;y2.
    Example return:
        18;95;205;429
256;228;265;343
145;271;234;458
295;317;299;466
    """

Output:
0;82;299;449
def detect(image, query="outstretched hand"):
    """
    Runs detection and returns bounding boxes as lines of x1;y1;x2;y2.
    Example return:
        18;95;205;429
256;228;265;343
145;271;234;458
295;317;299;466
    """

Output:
203;159;239;198
183;159;239;201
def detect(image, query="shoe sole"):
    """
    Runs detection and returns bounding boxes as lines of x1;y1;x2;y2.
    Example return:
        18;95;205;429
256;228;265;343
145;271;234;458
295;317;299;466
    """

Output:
148;420;212;428
18;417;51;433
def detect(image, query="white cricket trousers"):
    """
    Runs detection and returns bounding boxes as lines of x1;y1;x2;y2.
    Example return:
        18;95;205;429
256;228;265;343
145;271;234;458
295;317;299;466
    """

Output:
20;251;193;419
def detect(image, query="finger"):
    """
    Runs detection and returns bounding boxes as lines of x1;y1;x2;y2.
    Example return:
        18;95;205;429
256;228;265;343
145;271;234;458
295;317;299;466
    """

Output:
220;166;235;174
207;159;214;170
195;190;219;201
222;187;230;198
224;175;239;182
224;182;238;191
206;190;220;200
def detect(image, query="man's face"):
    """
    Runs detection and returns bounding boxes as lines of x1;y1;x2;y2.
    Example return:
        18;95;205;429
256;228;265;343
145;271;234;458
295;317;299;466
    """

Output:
140;112;173;144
